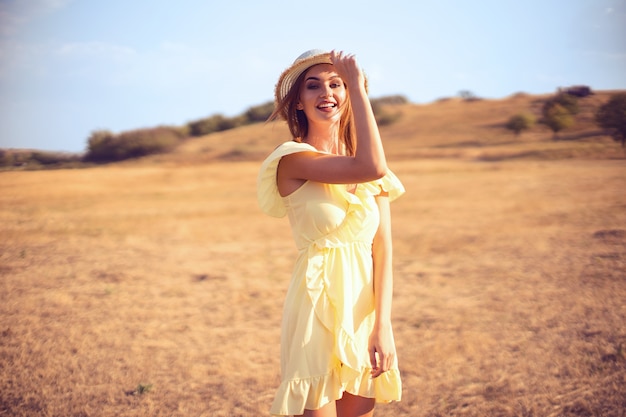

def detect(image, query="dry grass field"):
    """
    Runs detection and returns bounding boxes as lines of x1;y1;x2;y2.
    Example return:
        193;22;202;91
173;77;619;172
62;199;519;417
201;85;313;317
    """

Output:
1;91;625;416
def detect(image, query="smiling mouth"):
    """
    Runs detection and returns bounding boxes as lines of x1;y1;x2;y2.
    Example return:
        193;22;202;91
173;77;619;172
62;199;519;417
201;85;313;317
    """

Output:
317;102;336;109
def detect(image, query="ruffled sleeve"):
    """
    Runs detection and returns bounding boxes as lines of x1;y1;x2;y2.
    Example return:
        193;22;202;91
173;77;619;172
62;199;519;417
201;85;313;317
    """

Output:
360;169;406;202
257;141;317;217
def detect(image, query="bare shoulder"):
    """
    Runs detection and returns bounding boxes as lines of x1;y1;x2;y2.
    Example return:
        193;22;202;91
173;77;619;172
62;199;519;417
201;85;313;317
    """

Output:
276;151;319;197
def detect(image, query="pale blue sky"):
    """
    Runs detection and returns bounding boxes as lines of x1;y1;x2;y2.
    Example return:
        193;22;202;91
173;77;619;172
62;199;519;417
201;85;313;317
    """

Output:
1;0;625;152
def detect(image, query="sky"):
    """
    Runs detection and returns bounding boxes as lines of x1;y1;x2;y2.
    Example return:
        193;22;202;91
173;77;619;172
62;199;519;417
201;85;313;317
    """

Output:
1;0;625;153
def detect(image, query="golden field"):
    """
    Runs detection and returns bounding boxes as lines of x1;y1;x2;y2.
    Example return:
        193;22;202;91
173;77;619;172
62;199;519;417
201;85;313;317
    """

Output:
1;91;625;416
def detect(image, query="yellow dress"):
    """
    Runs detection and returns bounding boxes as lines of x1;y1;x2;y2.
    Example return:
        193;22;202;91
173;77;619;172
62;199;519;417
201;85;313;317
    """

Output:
257;141;405;416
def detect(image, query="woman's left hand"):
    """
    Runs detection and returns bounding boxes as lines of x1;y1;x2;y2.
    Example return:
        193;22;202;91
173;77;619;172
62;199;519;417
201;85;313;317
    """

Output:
368;323;396;378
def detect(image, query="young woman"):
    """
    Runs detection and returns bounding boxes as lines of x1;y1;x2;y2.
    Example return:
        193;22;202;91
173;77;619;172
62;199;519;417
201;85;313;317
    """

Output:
258;49;404;417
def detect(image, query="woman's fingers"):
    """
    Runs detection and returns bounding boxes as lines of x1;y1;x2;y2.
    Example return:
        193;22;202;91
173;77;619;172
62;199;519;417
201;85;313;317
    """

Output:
330;50;363;89
330;51;357;71
370;348;396;378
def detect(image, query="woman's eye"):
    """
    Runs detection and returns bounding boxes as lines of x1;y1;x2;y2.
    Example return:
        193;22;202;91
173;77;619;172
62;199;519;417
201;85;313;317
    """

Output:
331;82;342;88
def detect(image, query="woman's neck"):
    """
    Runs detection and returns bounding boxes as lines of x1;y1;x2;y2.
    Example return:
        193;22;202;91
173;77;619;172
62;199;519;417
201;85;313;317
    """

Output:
303;121;340;154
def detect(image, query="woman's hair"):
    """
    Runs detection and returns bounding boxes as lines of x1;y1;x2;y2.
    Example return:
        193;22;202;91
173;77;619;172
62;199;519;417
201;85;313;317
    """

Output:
268;66;356;157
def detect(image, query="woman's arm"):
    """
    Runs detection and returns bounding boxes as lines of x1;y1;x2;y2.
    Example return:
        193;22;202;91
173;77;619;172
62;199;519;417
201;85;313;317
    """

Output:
369;191;397;378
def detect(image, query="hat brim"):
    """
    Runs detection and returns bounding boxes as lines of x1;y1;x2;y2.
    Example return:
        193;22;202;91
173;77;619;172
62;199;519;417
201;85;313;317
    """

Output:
274;52;332;104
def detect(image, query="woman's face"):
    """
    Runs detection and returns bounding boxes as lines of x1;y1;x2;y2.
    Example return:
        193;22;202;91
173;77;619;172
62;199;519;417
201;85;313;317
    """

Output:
297;64;347;124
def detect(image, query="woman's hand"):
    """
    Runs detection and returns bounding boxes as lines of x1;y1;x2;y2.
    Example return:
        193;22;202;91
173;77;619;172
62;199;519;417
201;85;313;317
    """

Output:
330;50;365;92
368;322;396;378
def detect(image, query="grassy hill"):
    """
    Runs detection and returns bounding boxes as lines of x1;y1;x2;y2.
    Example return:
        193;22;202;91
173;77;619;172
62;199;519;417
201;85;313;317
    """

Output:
150;89;624;165
2;90;624;169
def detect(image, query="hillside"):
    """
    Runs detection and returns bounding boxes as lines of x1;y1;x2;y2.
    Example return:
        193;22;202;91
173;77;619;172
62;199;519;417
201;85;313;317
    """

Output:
147;89;624;166
1;90;623;169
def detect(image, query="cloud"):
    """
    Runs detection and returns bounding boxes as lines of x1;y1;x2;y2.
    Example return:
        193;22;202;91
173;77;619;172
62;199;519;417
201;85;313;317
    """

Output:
100;41;225;89
57;41;137;60
581;49;626;62
1;36;226;92
0;0;73;36
0;39;48;79
40;0;73;9
42;40;223;91
0;39;138;85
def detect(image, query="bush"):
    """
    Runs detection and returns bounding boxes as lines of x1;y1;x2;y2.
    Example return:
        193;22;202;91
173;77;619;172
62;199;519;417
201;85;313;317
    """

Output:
31;151;81;166
217;115;247;131
371;95;409;106
562;85;593;98
458;90;481;101
187;114;246;137
0;149;82;169
595;93;626;147
244;101;275;123
542;103;574;138
546;93;580;115
84;126;185;163
0;150;16;167
506;113;536;136
540;92;580;138
370;95;408;126
85;130;115;160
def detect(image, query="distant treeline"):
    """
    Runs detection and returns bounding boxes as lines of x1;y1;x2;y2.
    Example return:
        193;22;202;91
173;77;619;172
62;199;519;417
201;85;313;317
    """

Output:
0;95;409;168
3;90;625;169
503;89;626;147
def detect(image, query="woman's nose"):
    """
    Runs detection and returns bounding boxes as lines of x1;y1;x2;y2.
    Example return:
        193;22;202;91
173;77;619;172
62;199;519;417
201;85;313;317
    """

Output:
321;86;333;97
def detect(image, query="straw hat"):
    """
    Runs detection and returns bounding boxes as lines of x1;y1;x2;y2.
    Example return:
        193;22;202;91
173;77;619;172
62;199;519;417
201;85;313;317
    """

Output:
274;49;332;104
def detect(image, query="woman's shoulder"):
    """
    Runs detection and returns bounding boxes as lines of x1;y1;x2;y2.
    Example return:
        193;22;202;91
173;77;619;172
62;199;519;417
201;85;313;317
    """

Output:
257;141;317;218
267;140;316;158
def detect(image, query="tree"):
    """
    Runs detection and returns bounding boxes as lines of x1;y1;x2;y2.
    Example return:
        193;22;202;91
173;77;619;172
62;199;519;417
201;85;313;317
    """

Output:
244;101;275;123
542;102;574;138
84;127;183;162
551;92;580;115
505;113;536;136
595;93;626;148
458;90;479;101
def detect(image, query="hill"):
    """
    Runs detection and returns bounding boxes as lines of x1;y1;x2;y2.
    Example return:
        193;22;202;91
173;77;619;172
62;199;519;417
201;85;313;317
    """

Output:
2;90;624;169
150;89;624;165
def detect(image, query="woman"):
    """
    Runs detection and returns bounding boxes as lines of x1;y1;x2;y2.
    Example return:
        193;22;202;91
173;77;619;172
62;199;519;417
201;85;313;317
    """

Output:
257;49;404;417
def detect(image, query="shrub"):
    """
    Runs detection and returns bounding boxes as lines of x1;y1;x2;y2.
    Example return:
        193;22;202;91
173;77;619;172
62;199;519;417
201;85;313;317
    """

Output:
542;103;574;138
244;101;275;123
505;113;536;136
562;85;593;98
217;115;247;131
370;95;408;126
84;126;184;162
8;151;31;167
371;95;409;106
31;151;81;166
85;130;116;161
0;150;83;169
595;92;626;147
188;117;215;137
458;90;481;101
545;93;580;115
372;103;401;126
187;114;245;137
0;150;15;167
